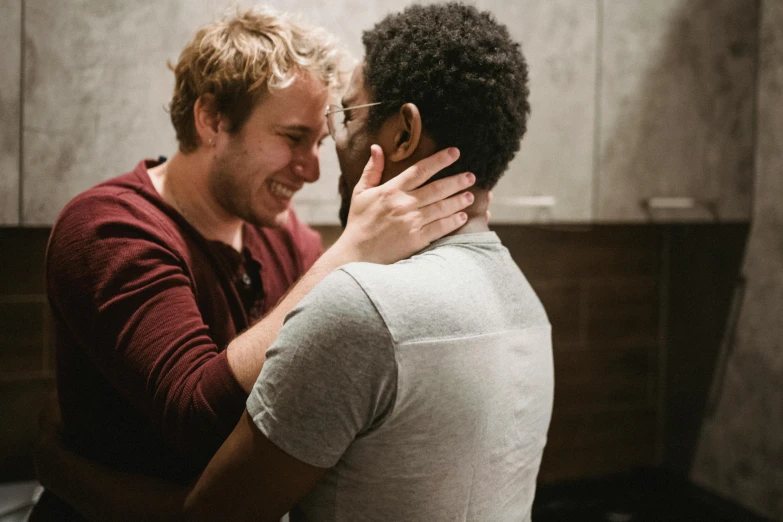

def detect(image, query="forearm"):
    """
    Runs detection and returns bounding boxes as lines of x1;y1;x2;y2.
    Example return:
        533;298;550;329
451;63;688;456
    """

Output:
227;242;357;392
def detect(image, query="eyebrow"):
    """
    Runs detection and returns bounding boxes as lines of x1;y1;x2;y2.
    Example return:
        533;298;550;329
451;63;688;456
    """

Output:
276;124;329;142
276;124;314;134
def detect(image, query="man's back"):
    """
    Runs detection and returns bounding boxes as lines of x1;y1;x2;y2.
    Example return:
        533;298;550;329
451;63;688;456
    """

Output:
248;231;553;521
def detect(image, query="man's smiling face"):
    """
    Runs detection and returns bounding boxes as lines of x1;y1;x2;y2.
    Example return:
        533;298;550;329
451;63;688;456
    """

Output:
208;71;330;229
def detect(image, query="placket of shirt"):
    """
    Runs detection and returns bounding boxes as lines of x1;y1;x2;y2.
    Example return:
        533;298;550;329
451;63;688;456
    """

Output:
238;248;265;323
207;241;266;326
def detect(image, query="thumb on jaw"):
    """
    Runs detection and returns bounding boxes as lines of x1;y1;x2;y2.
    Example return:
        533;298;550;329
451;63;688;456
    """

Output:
353;145;384;194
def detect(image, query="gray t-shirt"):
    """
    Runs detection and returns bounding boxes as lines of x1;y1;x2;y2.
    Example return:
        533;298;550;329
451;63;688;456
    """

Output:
247;232;554;521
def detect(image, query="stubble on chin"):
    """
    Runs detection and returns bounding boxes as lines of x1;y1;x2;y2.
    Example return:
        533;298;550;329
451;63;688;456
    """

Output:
208;156;253;224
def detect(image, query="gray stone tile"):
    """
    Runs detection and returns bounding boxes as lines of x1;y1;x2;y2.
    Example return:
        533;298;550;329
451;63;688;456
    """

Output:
691;280;783;520
598;0;757;222
22;0;237;225
21;0;599;225
691;6;783;518
752;0;783;259
0;0;21;225
475;0;597;223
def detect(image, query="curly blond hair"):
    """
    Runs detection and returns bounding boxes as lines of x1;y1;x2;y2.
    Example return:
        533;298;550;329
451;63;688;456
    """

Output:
169;7;346;152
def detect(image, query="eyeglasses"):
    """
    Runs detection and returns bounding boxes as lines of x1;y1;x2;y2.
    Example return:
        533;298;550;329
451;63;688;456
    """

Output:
325;102;384;140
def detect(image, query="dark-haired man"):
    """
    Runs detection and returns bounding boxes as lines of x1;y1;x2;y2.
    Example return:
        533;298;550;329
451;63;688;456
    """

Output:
37;4;553;521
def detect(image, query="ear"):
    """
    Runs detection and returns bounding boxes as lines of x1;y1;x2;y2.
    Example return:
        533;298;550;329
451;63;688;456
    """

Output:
193;94;221;148
387;103;422;162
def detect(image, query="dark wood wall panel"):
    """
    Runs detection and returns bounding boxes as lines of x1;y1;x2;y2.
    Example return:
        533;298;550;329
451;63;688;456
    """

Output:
1;225;747;484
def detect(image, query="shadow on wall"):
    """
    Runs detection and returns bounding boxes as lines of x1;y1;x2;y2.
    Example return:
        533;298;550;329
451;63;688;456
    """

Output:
597;1;782;519
599;0;756;222
600;0;759;493
690;0;783;520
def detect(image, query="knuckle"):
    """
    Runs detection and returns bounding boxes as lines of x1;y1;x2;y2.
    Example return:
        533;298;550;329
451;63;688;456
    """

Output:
431;183;448;200
453;176;470;191
418;165;433;179
442;178;462;195
375;190;394;206
434;199;449;214
390;201;408;216
399;210;419;229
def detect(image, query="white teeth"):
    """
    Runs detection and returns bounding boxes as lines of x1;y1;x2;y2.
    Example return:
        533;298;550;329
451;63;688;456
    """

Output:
269;180;295;199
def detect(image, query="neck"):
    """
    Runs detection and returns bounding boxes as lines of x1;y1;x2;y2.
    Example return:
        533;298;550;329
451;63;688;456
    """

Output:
448;189;491;236
149;150;244;251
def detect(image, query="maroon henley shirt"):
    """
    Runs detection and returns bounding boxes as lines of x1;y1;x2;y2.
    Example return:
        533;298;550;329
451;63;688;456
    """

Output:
45;159;322;482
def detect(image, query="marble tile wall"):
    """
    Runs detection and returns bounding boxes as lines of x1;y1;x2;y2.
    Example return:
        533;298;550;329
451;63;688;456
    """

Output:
475;0;597;223
21;0;243;225
8;1;761;224
598;0;757;222
0;0;21;225
690;1;783;519
16;0;602;225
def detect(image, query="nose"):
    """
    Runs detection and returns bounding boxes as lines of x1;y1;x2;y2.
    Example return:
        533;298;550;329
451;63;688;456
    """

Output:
293;143;321;183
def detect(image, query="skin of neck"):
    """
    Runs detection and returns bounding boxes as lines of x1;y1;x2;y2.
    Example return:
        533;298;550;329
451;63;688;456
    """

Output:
149;148;244;249
377;131;490;237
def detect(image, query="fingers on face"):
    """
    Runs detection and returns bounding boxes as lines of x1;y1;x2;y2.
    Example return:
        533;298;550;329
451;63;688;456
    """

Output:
354;145;385;193
364;145;383;173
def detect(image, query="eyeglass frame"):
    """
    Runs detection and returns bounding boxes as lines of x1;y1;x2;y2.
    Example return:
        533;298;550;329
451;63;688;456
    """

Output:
325;101;384;140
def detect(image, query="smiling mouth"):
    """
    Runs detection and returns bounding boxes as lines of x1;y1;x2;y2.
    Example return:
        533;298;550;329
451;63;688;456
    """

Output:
269;180;296;199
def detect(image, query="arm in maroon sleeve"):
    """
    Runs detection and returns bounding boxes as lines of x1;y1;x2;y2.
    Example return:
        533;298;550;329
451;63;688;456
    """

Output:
47;191;247;458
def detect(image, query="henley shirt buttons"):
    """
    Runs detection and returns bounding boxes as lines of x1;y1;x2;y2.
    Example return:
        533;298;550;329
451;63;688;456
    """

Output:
241;273;252;288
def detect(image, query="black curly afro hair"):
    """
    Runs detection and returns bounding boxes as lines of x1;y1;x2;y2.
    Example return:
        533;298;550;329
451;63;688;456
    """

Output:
361;2;530;189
